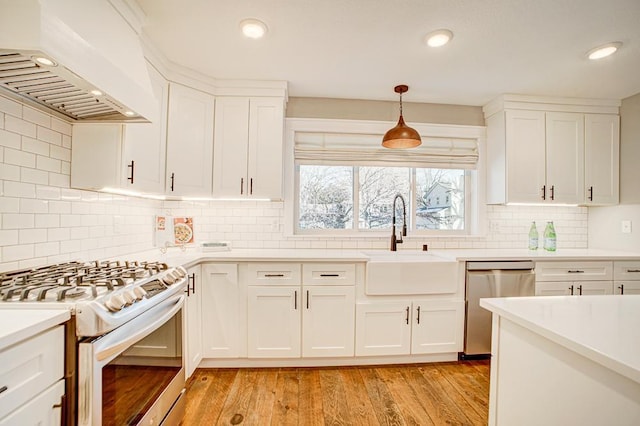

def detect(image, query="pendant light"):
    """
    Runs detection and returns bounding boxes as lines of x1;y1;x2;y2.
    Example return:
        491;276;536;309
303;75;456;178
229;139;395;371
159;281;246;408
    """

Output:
382;85;422;149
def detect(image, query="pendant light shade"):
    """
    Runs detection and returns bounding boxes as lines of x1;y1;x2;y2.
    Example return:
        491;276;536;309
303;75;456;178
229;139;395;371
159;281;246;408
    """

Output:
382;85;422;149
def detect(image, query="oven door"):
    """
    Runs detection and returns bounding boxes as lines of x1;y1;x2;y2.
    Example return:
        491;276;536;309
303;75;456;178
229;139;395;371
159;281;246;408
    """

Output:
78;294;186;426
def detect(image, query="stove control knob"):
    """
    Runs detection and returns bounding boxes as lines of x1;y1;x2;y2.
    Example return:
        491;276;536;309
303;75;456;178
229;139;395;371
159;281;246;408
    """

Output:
133;286;147;300
122;290;136;305
105;294;125;312
163;273;176;285
175;266;187;278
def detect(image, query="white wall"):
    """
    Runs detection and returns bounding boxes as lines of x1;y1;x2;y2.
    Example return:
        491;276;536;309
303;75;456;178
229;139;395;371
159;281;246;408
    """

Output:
0;94;589;271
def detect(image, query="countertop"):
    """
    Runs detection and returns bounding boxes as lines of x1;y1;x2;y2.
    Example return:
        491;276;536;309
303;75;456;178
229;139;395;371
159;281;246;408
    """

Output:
480;295;640;385
0;309;70;350
131;247;640;267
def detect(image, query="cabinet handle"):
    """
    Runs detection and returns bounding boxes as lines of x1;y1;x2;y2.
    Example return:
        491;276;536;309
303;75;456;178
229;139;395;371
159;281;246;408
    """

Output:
618;284;624;295
320;273;340;277
306;290;309;309
626;269;640;273
240;178;244;195
264;273;284;277
185;273;196;296
577;284;583;295
0;385;7;394
588;186;593;201
550;185;555;201
416;306;421;324
53;394;67;426
567;270;585;273
250;178;253;195
294;290;297;310
405;306;410;325
569;284;574;295
127;160;135;184
170;172;175;192
541;185;546;200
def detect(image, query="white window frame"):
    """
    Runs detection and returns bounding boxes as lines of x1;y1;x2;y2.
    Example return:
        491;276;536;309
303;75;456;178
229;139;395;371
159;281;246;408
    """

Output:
284;118;487;237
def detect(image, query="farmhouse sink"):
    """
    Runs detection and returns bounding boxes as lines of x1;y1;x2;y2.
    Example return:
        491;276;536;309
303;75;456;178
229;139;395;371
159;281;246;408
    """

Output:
363;250;458;295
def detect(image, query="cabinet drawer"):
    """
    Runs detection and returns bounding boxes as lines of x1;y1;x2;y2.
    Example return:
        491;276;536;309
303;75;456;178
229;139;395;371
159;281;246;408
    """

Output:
0;379;64;425
535;261;612;282
613;261;640;280
0;326;64;419
302;263;356;286
246;263;301;285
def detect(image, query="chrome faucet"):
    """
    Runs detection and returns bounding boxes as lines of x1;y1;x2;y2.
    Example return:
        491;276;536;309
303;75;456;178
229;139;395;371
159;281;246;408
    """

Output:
390;194;407;251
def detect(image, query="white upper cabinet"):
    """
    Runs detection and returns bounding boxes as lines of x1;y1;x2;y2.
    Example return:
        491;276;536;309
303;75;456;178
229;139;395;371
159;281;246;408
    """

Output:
584;114;620;205
165;83;215;197
71;62;168;193
484;95;620;205
120;63;168;193
213;96;284;199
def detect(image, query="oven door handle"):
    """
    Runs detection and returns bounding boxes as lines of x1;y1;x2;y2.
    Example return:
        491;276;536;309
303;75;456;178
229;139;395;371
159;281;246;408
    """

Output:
90;294;184;363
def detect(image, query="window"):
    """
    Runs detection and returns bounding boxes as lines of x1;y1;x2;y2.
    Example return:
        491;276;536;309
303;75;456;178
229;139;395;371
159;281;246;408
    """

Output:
297;165;468;233
287;118;484;236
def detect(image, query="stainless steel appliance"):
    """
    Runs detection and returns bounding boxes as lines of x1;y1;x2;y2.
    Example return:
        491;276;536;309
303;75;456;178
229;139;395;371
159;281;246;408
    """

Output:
463;261;535;357
0;260;188;425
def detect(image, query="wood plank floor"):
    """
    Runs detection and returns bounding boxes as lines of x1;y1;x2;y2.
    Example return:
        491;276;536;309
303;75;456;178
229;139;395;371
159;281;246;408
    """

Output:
180;360;490;425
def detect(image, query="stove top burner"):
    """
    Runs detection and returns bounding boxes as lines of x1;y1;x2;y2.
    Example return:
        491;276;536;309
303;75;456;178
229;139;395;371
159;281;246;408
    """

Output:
0;260;170;302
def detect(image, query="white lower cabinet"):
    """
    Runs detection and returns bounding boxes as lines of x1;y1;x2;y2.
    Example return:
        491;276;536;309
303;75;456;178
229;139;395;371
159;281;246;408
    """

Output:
201;264;241;359
247;285;300;358
614;261;640;295
184;265;202;379
614;282;640;295
355;299;464;356
302;286;355;357
0;380;64;426
535;281;613;296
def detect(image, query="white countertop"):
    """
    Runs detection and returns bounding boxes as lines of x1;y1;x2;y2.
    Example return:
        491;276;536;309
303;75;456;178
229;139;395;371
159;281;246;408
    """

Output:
125;247;640;267
0;309;70;350
480;295;640;385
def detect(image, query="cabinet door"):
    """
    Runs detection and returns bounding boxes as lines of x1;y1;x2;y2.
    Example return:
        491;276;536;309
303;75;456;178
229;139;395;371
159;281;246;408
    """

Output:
247;97;284;199
184;265;202;378
535;281;573;296
545;112;584;204
247;286;301;358
614;281;640;295
574;281;613;295
201;264;240;358
355;302;411;356
505;110;546;203
0;380;64;426
71;123;122;190
411;300;464;354
584;114;619;205
212;97;250;197
302;286;355;357
165;83;214;196
121;63;168;193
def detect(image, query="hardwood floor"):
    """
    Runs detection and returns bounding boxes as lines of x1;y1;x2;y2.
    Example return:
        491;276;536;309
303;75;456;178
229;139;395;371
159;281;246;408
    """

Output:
181;360;490;425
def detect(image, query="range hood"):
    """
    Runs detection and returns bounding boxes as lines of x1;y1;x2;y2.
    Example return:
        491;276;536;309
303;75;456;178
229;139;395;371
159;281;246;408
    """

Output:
0;0;156;122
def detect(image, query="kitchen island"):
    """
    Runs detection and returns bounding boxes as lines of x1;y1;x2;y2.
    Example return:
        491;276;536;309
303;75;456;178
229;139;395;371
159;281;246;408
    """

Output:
480;295;640;426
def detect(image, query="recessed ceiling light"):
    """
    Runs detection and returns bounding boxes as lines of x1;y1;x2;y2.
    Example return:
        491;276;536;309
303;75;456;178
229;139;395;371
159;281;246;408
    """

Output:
587;42;622;60
90;89;103;96
124;111;136;117
32;56;57;66
240;18;268;39
425;29;453;48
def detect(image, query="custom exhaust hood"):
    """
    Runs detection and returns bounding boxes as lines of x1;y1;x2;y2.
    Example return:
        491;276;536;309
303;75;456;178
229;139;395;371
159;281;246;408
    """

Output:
0;0;156;122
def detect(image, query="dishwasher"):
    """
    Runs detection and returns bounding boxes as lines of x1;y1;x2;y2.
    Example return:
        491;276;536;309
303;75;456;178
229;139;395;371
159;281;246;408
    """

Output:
463;261;535;357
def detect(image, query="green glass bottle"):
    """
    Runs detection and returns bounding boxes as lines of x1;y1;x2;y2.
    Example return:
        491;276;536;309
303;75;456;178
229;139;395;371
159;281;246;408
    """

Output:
528;221;538;250
543;221;557;252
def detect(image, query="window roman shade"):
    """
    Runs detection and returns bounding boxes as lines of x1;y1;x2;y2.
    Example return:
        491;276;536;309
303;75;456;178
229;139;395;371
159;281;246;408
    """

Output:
294;131;479;169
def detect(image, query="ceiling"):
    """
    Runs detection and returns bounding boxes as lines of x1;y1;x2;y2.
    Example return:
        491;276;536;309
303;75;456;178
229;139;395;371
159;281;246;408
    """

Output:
134;0;640;106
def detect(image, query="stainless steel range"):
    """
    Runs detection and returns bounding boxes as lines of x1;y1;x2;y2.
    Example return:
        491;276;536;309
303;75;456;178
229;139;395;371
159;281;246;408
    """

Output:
0;260;188;426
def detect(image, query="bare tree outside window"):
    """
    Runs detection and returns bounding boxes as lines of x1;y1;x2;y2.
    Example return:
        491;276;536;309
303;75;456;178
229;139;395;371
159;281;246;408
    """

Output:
299;165;353;229
358;167;410;229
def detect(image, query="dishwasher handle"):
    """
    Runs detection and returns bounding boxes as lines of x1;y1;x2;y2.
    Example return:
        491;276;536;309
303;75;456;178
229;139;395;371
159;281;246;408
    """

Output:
466;261;534;271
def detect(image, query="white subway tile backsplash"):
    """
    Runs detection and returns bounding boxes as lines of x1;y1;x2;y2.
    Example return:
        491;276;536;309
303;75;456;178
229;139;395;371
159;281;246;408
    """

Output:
4;181;36;198
19;198;48;214
62;134;71;149
51;118;72;136
0;95;21;117
0;129;21;149
0;197;20;214
4;147;36;168
23;107;51;127
19;228;47;244
49;172;70;188
34;214;60;228
0;112;3;129
2;244;34;262
21;137;50;156
61;161;71;175
21;167;49;185
36;185;61;200
49;201;71;214
36;155;61;172
0;163;20;181
5;115;37;137
48;227;70;242
50;145;70;162
0;230;18;246
37;126;62;145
